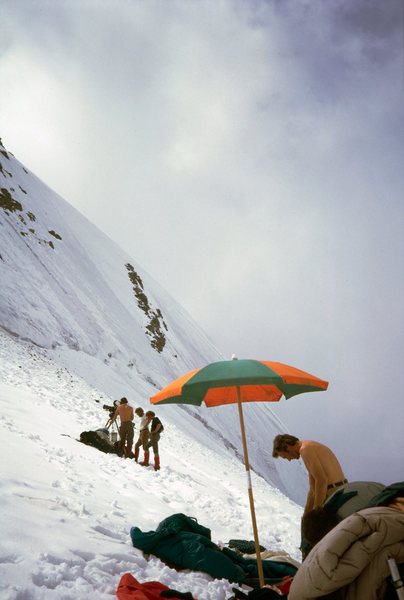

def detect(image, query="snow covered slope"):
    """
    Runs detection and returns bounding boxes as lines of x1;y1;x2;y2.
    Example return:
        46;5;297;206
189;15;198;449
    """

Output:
0;137;307;503
0;138;220;376
0;328;302;600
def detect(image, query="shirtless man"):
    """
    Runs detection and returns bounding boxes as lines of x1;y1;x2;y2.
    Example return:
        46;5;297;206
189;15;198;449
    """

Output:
111;397;134;458
272;434;347;513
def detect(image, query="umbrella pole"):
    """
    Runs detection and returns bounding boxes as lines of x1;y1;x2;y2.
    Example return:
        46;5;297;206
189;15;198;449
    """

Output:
236;386;265;588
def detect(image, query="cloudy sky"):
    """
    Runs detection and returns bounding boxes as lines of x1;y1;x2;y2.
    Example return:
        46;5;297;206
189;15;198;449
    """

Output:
1;0;403;482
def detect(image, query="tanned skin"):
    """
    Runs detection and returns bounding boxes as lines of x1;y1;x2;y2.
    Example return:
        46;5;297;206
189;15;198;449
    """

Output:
278;440;346;513
112;403;134;423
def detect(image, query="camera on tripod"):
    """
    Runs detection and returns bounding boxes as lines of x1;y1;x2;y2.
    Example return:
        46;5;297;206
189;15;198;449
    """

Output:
103;399;120;420
103;403;116;417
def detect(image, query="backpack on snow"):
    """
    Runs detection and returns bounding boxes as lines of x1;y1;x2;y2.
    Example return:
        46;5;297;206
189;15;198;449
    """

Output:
80;429;119;454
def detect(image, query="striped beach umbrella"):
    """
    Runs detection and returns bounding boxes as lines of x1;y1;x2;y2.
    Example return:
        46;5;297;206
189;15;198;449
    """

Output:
150;358;328;586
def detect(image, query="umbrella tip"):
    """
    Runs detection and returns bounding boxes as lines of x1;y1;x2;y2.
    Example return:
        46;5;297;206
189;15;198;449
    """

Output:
231;354;238;360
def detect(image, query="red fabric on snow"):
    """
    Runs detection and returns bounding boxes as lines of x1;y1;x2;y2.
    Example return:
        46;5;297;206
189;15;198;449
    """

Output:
278;575;293;595
116;573;191;600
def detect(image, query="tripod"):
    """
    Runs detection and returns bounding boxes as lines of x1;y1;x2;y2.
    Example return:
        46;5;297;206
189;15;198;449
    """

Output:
105;417;120;444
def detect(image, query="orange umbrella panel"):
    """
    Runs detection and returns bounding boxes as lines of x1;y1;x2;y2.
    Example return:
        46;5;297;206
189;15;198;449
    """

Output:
203;385;283;406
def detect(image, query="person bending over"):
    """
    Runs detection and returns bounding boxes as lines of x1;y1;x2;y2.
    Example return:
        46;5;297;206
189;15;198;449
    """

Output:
272;434;347;513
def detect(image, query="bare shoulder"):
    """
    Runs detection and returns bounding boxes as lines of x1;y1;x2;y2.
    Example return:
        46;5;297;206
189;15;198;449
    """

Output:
300;440;328;461
301;440;329;451
300;440;317;453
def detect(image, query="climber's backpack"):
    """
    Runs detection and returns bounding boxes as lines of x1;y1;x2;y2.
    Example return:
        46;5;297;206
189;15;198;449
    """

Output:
151;416;164;433
79;429;117;454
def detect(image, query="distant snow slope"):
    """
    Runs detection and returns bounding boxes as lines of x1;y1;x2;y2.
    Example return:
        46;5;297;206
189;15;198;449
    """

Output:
0;137;307;503
0;329;302;599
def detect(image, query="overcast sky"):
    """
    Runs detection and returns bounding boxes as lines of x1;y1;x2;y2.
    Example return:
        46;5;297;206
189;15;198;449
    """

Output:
1;0;403;483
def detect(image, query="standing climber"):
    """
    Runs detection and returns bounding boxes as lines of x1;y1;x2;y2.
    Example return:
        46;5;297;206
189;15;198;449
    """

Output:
145;410;163;471
111;397;134;458
133;407;151;464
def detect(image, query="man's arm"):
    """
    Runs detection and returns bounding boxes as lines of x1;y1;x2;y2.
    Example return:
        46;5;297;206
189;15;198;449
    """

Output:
152;421;162;434
110;406;119;424
301;447;328;509
305;473;316;513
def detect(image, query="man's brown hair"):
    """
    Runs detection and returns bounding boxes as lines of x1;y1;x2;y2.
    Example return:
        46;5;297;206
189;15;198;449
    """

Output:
272;434;299;457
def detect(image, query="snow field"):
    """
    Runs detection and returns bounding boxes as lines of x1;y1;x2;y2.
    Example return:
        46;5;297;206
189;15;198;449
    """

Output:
0;330;302;598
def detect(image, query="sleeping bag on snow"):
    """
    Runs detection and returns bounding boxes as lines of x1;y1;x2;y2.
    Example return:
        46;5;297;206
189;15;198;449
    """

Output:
130;513;297;585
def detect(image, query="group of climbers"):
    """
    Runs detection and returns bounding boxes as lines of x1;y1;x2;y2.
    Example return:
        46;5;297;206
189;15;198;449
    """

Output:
111;398;163;471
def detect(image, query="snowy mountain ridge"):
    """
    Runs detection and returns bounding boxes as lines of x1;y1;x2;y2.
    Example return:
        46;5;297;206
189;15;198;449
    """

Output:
0;137;220;374
0;137;307;504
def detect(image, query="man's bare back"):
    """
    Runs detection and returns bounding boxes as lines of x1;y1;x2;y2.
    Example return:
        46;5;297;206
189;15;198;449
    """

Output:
272;434;346;512
300;440;346;511
300;440;345;484
115;403;134;423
